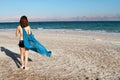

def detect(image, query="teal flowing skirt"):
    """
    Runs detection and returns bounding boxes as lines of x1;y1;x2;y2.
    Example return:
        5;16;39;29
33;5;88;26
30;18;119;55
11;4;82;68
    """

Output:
22;28;51;57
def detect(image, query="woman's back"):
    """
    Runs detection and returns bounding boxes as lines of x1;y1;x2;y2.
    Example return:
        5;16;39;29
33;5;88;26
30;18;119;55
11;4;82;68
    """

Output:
16;26;31;40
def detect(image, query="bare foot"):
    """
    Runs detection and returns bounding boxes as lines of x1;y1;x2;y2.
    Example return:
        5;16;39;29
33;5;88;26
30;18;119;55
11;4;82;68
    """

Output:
20;66;24;69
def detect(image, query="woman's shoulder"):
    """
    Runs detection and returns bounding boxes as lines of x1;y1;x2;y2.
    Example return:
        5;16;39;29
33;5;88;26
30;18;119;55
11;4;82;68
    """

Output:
16;25;22;30
28;26;31;29
25;26;31;34
24;26;30;28
17;25;22;29
18;25;30;28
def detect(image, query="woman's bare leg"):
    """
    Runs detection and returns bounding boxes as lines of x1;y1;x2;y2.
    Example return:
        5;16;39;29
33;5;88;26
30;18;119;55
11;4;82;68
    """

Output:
24;49;29;70
20;48;25;68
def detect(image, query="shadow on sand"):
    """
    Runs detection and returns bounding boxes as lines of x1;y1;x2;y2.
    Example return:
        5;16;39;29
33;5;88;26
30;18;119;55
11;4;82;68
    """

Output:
0;46;32;68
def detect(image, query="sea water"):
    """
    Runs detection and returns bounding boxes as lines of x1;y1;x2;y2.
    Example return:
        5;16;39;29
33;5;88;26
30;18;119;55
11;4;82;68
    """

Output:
0;21;120;33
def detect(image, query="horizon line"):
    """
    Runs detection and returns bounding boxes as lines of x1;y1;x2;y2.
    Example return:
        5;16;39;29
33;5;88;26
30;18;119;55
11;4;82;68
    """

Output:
0;20;120;23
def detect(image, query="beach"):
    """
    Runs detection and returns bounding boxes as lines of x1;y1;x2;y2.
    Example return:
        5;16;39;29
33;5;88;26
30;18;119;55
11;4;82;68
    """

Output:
0;29;120;80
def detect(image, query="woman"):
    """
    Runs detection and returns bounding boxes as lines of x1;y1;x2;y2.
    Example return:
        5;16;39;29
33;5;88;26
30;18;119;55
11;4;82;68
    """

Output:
16;16;31;70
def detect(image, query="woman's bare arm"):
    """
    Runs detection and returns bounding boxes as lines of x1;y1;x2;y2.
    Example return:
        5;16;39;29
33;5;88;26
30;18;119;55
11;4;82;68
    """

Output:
16;26;20;37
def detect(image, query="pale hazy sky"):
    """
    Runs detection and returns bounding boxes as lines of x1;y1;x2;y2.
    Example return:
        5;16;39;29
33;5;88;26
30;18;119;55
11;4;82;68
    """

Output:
0;0;120;21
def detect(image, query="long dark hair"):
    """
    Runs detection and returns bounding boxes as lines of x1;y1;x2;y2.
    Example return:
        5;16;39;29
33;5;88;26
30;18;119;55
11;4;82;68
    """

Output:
20;16;29;28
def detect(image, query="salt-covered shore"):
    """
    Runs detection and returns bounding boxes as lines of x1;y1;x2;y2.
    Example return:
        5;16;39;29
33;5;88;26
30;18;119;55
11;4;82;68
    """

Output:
0;29;120;80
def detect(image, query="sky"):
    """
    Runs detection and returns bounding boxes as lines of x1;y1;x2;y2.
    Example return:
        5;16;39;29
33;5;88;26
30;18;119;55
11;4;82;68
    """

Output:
0;0;120;22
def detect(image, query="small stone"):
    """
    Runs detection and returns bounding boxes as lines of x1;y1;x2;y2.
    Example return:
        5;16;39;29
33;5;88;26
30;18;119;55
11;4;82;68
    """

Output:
85;77;89;80
96;78;99;80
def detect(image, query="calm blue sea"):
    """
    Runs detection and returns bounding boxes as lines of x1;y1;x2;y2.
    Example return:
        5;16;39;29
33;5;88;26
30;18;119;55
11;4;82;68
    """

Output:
0;21;120;33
